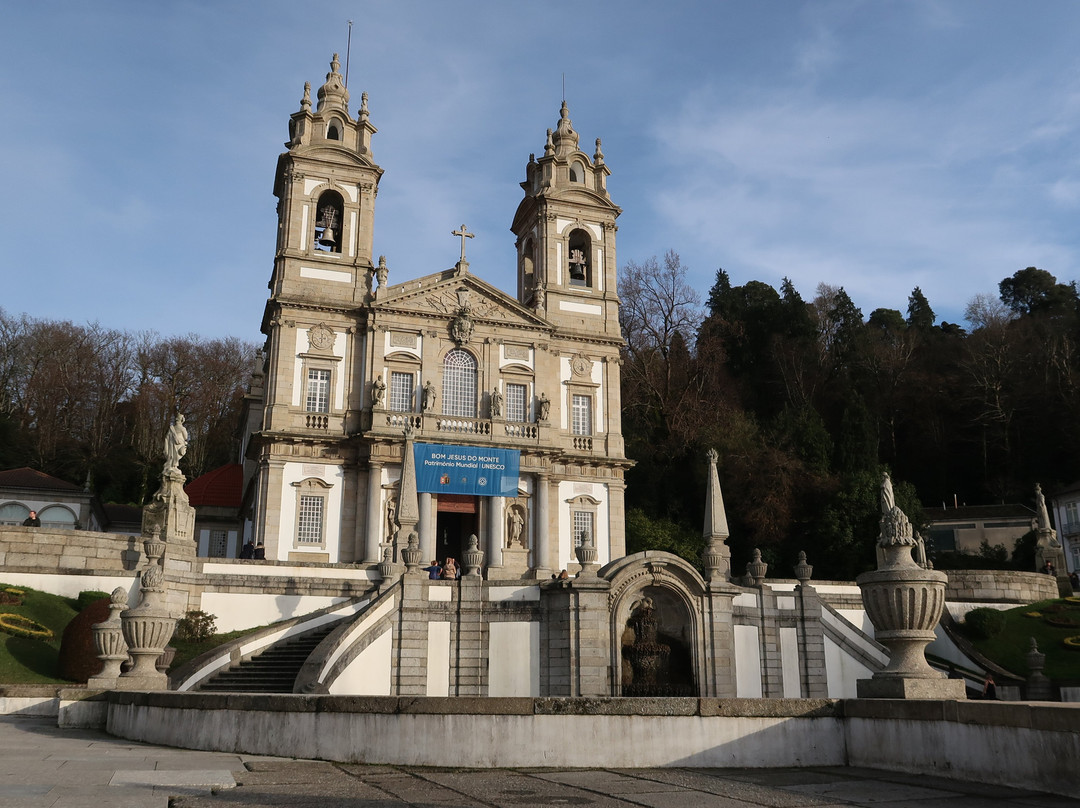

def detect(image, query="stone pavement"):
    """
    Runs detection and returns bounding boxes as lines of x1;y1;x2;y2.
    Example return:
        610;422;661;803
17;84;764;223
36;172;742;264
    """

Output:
2;716;1078;808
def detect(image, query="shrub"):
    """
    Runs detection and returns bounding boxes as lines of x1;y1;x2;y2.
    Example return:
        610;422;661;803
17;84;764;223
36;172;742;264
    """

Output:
74;590;110;611
964;607;1007;639
175;610;216;641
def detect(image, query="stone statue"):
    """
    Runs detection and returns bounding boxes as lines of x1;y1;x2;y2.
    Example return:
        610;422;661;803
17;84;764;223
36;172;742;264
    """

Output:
1035;483;1051;531
1034;483;1061;547
537;392;550;422
507;506;525;548
386;498;397;541
163;414;188;476
880;471;895;514
490;387;503;418
422;380;436;411
372;375;386;407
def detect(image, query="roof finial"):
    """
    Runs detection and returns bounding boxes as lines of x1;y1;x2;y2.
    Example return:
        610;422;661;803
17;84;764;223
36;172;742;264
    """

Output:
594;137;604;166
300;82;311;112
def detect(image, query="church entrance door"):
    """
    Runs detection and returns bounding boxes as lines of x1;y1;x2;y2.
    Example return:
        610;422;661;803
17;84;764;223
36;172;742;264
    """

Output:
436;495;478;573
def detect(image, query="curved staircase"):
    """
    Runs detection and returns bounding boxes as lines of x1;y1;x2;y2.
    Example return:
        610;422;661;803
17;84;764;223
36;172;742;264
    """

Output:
196;620;342;693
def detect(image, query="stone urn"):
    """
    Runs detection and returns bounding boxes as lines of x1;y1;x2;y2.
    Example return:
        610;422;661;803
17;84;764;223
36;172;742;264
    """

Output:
117;535;176;689
401;531;424;574
575;531;598;577
462;533;485;577
856;473;965;699
88;587;129;686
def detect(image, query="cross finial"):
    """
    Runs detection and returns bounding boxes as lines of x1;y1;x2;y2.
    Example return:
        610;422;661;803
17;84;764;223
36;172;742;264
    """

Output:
452;224;475;263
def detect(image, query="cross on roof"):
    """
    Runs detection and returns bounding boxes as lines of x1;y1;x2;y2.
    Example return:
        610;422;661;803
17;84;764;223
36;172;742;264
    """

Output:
452;224;475;263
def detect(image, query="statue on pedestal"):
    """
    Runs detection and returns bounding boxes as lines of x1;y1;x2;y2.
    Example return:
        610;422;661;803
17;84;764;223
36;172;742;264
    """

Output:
163;414;188;477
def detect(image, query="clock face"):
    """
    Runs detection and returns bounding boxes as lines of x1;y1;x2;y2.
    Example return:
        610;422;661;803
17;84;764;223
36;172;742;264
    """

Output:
571;354;591;377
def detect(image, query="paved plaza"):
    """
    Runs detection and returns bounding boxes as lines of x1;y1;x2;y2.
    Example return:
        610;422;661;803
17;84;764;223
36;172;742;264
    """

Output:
1;715;1077;808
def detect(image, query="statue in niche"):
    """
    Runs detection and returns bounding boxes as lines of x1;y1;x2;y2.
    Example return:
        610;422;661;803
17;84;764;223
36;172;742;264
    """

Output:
422;380;436;411
385;497;397;541
507;506;526;549
490;386;503;418
537;392;550;422
163;414;188;476
371;375;386;407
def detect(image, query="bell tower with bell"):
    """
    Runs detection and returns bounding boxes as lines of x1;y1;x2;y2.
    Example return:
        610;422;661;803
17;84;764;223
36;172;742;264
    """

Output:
268;53;383;307
511;101;622;339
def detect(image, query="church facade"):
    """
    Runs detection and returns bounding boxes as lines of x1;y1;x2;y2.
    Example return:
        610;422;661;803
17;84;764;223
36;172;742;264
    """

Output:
243;55;629;579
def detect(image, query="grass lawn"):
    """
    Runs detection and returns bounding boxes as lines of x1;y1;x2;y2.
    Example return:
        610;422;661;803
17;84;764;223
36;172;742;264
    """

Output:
964;597;1080;680
0;583;82;684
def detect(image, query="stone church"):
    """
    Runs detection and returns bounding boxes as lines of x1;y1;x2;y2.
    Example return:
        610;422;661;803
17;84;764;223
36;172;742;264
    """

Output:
243;54;628;580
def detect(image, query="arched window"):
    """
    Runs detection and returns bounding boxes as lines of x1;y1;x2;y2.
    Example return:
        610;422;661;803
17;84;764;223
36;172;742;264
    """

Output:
570;160;585;182
38;505;77;529
327;120;342;140
568;228;591;287
521;237;535;300
442;349;477;417
313;190;344;253
0;503;29;525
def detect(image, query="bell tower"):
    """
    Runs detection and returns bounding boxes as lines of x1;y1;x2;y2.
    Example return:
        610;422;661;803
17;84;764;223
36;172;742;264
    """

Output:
268;53;383;308
511;102;622;339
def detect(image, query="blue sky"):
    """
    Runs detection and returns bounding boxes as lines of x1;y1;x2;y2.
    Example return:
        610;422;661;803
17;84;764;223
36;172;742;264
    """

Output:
3;1;1080;338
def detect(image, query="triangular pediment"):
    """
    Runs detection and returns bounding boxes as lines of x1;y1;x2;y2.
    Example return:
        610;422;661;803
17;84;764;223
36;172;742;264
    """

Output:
374;269;552;329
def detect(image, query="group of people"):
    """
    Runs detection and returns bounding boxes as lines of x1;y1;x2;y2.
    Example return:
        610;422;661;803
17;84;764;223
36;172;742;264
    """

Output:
239;541;266;560
425;559;460;579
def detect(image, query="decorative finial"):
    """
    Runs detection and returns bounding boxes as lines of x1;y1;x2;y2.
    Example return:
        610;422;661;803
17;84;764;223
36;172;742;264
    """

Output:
330;53;341;76
544;128;554;157
301;82;311;111
594;137;604;165
706;447;718;466
360;91;369;119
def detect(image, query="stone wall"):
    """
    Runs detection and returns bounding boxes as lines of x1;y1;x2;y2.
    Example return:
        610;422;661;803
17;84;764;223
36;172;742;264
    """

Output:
0;526;139;575
101;693;1080;795
944;570;1059;603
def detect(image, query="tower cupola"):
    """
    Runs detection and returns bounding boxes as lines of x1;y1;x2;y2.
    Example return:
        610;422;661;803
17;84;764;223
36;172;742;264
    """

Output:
316;53;349;114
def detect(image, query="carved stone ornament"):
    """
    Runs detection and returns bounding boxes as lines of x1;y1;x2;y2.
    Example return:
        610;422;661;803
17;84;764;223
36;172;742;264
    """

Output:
450;310;474;344
308;323;334;351
571;353;592;378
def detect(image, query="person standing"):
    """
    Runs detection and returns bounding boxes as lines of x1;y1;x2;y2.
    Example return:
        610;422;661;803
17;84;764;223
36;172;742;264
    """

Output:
982;673;997;700
22;510;40;527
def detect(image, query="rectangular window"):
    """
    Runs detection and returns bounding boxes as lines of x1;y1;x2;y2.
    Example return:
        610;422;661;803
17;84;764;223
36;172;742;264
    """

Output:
571;394;593;435
209;529;228;558
297;495;324;544
573;510;594;548
305;369;331;413
1066;502;1079;531
390;371;414;412
506;383;527;422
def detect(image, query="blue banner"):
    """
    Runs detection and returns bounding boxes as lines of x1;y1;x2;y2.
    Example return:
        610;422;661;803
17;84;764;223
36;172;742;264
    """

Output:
414;443;520;497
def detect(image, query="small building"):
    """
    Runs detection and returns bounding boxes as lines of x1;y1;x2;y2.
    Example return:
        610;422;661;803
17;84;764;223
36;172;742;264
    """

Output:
0;467;101;530
1050;482;1080;574
185;464;243;558
923;504;1035;557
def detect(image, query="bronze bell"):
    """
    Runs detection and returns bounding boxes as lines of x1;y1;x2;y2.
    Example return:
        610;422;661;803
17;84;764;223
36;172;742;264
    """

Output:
318;226;337;247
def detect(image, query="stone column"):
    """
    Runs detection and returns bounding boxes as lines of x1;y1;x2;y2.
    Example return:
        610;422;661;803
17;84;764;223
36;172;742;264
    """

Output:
486;497;503;570
419;492;434;563
364;462;383;563
533;472;551;578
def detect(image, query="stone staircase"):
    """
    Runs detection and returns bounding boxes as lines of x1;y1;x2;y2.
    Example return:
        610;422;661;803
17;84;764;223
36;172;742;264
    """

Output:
196;621;341;693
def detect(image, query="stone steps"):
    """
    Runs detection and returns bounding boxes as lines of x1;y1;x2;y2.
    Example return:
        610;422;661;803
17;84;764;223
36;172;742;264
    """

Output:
196;621;341;693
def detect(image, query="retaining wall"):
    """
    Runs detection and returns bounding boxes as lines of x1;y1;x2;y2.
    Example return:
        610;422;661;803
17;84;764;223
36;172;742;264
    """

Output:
943;570;1059;604
101;693;1080;796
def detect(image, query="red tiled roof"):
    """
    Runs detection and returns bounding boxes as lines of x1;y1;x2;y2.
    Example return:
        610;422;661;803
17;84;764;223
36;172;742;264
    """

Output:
0;467;82;492
185;463;243;508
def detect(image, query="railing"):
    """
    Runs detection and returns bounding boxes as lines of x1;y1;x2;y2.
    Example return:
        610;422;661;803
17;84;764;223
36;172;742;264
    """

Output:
436;417;491;436
504;422;538;439
385;413;422;430
572;436;593;451
305;413;328;430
